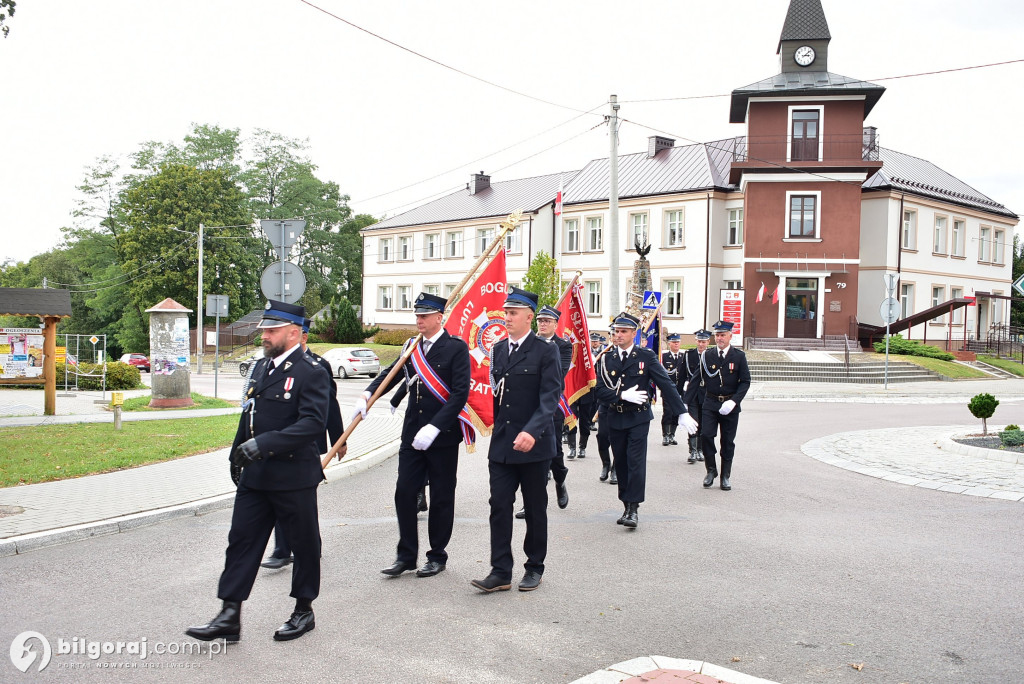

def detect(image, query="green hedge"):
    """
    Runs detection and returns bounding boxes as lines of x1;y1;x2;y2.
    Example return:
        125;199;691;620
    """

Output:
54;361;143;390
373;329;416;346
873;334;955;361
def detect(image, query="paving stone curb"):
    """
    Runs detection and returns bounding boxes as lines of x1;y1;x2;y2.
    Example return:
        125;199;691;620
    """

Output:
570;655;779;684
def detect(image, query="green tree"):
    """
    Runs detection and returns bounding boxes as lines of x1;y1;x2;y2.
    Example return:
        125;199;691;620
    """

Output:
1011;235;1024;328
1;0;15;39
968;392;999;435
312;296;376;344
521;250;563;329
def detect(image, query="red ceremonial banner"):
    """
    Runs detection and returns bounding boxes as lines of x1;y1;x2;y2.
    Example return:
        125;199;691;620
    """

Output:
444;249;508;435
554;278;597;412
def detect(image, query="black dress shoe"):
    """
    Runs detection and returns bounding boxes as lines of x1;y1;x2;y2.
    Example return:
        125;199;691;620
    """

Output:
261;555;293;569
720;477;731;491
609;469;618;485
687;452;696;464
577;448;586;459
703;472;717;488
514;507;526;519
668;436;678;445
380;560;416;576
273;609;315;641
599;464;609;481
662;436;670;446
518;570;543;591
622;502;638;529
471;574;512;592
616;504;628;525
556;481;569;509
185;601;241;642
696;454;704;461
567;446;576;460
417;491;428;512
416;560;446;577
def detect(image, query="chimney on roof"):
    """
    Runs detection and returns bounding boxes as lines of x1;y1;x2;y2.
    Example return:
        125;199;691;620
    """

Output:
469;171;490;195
647;136;675;158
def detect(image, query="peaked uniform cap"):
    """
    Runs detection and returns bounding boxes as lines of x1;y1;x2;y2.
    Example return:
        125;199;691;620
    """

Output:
258;300;307;329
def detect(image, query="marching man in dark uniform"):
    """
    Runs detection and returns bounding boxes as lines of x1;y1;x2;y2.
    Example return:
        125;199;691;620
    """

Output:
682;320;751;491
592;329;616;484
355;292;471;579
187;300;331;643
472;287;561;593
681;329;711;464
515;305;570;518
660;333;685;446
596;312;688;529
260;320;345;569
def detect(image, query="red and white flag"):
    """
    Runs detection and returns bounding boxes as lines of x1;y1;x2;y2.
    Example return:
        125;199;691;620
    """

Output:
554;277;597;425
444;249;508;435
771;285;780;305
756;282;766;303
554;180;563;216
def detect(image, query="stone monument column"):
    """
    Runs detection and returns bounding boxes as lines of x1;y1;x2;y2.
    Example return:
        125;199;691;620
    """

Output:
146;298;194;408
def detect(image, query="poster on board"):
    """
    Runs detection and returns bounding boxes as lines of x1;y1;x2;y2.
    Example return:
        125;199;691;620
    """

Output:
0;327;45;378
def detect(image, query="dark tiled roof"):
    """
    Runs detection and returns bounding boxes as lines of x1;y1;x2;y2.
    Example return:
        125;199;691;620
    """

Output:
563;140;738;204
730;71;885;122
0;288;72;317
366;171;579;231
778;0;831;50
864;148;1018;219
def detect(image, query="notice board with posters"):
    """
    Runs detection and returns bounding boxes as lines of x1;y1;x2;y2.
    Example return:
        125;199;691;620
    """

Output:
0;327;45;379
719;290;744;347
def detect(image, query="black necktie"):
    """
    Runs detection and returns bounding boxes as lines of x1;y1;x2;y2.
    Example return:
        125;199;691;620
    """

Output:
719;350;725;362
510;342;518;357
621;351;627;363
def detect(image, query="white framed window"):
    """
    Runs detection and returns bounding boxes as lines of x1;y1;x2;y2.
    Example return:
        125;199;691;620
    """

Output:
727;209;744;245
630;212;649;248
446;231;462;258
476;227;494;256
950;287;964;324
586;216;603;251
994;229;1006;265
933;216;948;255
398;236;412;261
785;191;820;239
585;280;602;316
443;283;457;298
378;286;393;309
425;233;439;259
664;279;682;316
979;226;991;262
951;220;966;257
564;219;580;252
504;227;521;254
931;285;945;323
379;237;393;262
664;210;684;247
424;284;440;296
900;283;914;319
398;286;413;310
902;210;917;250
725;280;742;290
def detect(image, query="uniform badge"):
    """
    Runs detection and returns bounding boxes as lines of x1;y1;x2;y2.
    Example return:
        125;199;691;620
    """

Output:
639;362;645;372
611;370;617;377
283;392;291;399
283;361;292;371
264;301;272;310
284;377;294;393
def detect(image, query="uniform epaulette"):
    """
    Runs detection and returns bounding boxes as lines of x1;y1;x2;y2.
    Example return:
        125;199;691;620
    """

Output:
302;353;319;366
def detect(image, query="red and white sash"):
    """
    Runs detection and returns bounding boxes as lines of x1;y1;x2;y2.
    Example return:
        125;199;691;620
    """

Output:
409;343;476;449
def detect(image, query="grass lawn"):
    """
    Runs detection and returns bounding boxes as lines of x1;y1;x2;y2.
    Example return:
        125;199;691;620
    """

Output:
897;355;991;379
0;414;238;487
977;355;1024;377
119;392;236;411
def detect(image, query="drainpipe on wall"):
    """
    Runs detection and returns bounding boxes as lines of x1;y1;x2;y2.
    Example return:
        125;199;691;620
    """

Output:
896;191;905;336
704;192;712;327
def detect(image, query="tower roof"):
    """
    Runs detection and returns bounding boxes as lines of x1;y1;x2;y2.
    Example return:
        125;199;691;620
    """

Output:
777;0;831;53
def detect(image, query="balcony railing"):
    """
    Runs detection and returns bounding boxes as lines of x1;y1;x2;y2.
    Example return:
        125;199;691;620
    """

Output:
732;131;880;164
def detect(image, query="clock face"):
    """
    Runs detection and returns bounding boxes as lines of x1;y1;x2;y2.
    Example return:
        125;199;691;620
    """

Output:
795;45;815;66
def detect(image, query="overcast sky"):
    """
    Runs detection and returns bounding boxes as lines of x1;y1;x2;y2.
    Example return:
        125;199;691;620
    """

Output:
3;0;1022;267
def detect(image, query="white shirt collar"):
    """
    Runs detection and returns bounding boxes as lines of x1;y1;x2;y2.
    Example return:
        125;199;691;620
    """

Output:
273;343;302;368
424;328;445;346
508;331;531;348
716;345;732;356
617;344;634;357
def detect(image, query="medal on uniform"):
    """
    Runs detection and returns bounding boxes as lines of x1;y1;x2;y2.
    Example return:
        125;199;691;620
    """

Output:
639;362;644;372
729;363;734;371
283;377;294;399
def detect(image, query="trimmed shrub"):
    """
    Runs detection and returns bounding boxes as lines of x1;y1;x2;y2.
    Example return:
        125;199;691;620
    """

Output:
873;334;955;361
373;329;416;346
999;429;1024;447
1005;424;1020;432
54;361;143;390
311;297;380;344
968;393;999;435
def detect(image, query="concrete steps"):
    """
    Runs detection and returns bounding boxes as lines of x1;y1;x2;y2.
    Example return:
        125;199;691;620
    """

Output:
748;360;941;383
749;336;861;352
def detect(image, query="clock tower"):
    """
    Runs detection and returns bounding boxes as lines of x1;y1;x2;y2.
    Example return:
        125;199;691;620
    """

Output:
729;0;886;342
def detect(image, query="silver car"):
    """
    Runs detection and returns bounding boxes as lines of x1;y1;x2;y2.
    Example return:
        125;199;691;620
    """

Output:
321;347;381;378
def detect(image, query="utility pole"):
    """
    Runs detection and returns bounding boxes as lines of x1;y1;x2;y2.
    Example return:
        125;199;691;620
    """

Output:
197;222;204;374
608;94;621;317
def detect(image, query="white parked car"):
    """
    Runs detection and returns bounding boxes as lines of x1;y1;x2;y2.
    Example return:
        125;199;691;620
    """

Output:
321;347;381;379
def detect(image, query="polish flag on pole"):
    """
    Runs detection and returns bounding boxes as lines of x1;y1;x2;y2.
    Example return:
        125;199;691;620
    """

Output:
554;180;563;216
771;285;780;305
756;282;766;302
444;249;508;435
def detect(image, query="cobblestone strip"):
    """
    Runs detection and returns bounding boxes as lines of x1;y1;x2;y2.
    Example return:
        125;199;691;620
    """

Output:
802;426;1024;501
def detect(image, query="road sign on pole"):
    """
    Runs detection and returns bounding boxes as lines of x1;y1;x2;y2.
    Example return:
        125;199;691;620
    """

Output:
260;262;306;302
879;297;900;325
260;220;306;250
1013;273;1024;297
883;272;900;297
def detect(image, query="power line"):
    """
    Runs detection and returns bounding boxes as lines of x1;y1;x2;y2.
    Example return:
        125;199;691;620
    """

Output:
296;0;600;116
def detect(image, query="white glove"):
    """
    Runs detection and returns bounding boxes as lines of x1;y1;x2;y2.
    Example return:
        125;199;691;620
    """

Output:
620;386;648;405
679;413;699;435
390;404;397;415
683;380;689;393
412;424;441;450
719;399;736;416
351;391;371;421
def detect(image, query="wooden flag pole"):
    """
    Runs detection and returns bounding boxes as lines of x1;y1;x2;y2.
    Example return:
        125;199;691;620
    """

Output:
321;209;524;469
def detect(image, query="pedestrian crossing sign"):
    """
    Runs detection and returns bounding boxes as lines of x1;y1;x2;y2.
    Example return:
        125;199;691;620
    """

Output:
642;291;661;310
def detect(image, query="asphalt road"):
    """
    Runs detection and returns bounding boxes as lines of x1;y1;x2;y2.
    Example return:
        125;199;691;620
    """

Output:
1;400;1021;683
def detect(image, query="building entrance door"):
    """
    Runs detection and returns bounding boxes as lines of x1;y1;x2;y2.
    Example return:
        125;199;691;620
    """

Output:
784;278;818;338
